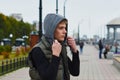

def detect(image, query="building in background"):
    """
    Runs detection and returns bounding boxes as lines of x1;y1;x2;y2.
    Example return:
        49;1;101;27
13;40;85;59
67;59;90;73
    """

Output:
10;13;23;21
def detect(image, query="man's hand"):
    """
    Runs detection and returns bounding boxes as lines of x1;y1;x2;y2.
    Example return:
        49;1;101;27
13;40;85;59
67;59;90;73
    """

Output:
52;40;62;57
67;36;78;53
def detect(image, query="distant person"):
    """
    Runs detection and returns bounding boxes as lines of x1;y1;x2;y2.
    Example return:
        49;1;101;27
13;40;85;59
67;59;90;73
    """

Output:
103;44;110;59
28;13;80;80
114;41;119;54
79;41;84;53
98;39;103;59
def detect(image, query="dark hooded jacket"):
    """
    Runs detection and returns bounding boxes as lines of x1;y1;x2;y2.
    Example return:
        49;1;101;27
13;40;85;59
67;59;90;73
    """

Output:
28;13;80;80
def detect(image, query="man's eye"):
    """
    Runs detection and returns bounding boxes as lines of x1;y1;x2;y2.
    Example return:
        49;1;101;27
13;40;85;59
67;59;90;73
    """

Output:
58;27;63;29
60;27;65;29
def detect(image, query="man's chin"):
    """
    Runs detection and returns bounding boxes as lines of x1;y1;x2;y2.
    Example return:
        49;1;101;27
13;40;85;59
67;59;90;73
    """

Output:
58;39;64;42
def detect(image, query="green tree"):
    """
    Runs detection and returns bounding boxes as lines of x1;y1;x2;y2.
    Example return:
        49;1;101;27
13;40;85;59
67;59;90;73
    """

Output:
0;13;32;44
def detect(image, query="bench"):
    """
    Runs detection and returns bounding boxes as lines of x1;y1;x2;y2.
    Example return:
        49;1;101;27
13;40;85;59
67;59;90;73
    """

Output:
113;56;120;71
107;52;114;59
107;52;120;59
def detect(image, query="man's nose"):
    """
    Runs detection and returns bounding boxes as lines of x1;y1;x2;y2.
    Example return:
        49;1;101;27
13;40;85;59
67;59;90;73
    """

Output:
64;29;67;33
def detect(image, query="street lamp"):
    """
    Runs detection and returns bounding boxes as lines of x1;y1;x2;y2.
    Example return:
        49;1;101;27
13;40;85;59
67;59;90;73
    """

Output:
56;0;58;14
78;20;83;44
78;24;80;44
9;34;13;46
39;0;42;39
63;0;67;17
9;34;13;38
22;35;28;47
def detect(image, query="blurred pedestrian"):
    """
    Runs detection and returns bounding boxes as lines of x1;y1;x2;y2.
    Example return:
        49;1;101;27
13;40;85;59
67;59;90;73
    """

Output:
114;41;119;53
98;39;103;59
79;41;84;53
103;44;110;59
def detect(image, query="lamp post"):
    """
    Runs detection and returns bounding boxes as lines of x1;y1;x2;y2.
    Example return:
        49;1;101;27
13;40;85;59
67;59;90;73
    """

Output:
63;0;67;17
78;19;83;44
78;24;80;44
9;34;13;39
56;0;58;14
9;34;13;46
23;35;28;50
23;35;28;45
39;0;42;39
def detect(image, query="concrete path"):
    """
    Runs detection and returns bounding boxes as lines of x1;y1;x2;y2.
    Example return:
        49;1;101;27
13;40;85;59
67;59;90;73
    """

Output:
70;44;120;80
0;44;120;80
0;67;30;80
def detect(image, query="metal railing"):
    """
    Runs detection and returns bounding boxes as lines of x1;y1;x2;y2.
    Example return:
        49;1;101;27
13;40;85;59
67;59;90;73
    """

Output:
0;56;28;76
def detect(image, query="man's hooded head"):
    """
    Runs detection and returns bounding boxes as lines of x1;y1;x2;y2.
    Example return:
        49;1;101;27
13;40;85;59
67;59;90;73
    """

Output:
43;13;68;45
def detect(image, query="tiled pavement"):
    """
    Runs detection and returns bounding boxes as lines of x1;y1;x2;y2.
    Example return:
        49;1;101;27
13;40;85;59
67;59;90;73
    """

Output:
70;44;120;80
0;44;120;80
0;67;30;80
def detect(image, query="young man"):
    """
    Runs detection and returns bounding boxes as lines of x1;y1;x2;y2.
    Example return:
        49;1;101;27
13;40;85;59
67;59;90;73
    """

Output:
28;13;80;80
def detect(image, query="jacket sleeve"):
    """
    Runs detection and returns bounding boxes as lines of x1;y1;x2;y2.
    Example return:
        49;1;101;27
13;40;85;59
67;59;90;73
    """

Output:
30;47;60;80
68;51;80;76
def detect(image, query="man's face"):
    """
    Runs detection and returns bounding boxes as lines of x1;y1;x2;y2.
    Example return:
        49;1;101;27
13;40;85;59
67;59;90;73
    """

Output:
54;21;67;41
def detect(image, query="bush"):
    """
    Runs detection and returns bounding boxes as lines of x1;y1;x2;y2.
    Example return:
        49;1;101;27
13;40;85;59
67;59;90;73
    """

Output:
1;52;10;59
0;46;5;55
15;48;20;57
4;45;12;52
0;45;12;55
21;46;26;55
25;46;31;53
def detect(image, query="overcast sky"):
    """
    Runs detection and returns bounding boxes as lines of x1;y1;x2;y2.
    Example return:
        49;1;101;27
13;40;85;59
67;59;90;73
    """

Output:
0;0;120;38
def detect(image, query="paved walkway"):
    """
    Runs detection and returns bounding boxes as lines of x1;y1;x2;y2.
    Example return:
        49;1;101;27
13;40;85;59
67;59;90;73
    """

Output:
0;44;120;80
70;44;120;80
0;67;30;80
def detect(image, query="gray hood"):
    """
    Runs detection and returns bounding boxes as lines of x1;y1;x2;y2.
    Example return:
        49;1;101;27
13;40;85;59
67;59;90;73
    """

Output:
43;13;67;45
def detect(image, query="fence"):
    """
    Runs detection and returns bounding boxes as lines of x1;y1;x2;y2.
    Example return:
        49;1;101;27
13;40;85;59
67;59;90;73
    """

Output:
0;56;28;76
